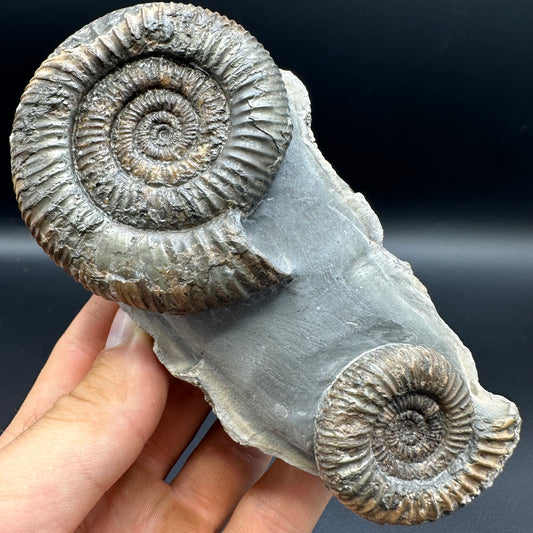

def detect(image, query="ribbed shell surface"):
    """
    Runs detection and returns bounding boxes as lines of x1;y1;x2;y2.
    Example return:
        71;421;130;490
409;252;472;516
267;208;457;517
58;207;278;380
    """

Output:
314;344;520;524
10;2;292;313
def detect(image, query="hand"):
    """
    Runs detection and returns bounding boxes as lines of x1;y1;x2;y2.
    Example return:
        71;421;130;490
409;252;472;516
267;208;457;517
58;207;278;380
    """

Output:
0;296;331;532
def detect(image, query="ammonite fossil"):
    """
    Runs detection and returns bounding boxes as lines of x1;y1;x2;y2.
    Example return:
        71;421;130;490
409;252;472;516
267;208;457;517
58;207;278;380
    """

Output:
315;345;514;524
11;2;291;314
10;2;520;527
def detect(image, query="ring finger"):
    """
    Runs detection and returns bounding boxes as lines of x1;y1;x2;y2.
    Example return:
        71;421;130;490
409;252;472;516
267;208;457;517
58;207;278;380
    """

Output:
132;377;212;479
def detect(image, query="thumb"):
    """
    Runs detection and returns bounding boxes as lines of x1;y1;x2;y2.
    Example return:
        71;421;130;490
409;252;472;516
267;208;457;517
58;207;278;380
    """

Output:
0;309;169;533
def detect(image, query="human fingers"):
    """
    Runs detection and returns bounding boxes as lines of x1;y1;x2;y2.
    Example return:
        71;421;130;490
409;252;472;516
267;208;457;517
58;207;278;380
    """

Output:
133;377;211;479
0;310;169;533
225;459;331;533
0;295;118;447
158;421;271;531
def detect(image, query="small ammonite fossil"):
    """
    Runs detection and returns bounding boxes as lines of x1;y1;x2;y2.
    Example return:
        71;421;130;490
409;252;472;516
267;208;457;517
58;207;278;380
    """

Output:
10;2;520;527
316;345;483;524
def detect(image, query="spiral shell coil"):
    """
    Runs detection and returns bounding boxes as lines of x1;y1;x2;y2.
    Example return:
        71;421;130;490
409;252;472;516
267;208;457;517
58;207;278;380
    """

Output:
315;344;520;524
11;2;292;313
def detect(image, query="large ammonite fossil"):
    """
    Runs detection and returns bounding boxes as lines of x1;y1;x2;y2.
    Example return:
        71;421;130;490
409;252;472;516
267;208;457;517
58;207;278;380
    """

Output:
11;2;291;314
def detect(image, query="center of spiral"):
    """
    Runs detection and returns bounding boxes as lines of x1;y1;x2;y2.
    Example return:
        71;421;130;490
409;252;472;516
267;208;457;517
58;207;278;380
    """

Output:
130;106;191;163
73;56;231;227
393;410;426;446
154;124;173;146
114;90;200;174
382;393;446;464
385;408;440;463
371;391;448;480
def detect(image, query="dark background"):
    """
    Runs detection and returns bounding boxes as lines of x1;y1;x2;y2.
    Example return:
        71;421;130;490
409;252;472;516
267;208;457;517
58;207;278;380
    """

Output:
1;1;531;532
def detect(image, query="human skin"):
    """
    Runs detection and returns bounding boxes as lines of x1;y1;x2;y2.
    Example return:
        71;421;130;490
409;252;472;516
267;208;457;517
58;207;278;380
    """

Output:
0;296;330;532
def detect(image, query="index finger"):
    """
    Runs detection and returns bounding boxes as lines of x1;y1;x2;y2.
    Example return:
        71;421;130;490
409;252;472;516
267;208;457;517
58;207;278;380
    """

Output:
0;295;118;447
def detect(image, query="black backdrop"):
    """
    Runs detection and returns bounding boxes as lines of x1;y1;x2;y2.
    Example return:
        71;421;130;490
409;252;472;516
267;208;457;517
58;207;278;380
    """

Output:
1;2;531;532
2;0;533;221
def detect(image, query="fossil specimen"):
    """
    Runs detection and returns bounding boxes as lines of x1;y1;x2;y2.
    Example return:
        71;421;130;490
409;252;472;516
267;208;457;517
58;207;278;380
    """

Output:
10;2;520;526
11;2;290;314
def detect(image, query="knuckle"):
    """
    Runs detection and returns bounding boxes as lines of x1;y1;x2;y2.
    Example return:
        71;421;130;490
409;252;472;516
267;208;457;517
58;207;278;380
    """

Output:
153;496;216;533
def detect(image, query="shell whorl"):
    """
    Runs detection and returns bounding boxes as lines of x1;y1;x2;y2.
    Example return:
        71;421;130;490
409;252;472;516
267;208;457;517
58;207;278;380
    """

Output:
10;2;292;313
314;344;520;525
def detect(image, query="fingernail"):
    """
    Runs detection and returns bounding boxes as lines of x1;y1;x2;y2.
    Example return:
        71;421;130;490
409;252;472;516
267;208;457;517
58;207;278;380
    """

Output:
105;309;137;349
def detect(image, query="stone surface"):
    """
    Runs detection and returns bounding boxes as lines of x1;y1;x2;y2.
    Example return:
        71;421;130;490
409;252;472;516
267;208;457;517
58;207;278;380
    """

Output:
126;70;520;524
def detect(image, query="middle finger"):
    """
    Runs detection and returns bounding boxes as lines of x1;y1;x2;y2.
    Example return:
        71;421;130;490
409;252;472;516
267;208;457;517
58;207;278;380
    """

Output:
133;377;211;479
